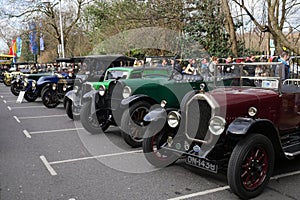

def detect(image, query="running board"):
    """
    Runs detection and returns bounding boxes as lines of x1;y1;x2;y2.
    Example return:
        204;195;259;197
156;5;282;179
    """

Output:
283;142;300;158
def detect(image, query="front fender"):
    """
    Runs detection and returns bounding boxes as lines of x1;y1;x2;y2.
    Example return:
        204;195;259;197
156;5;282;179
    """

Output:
65;90;77;102
121;94;156;109
227;117;278;136
82;90;97;101
143;107;167;122
226;118;256;135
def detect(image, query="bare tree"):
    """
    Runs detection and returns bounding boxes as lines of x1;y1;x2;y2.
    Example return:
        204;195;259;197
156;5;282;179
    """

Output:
4;0;88;60
232;0;300;55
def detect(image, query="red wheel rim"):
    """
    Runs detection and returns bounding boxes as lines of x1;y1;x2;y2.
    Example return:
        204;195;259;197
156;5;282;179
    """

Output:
241;146;269;190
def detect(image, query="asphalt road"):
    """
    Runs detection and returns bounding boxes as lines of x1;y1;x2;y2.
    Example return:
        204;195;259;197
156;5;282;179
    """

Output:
1;84;300;200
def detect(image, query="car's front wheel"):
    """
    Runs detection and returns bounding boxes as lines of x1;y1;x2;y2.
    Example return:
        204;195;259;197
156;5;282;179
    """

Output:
121;101;152;148
227;134;275;199
11;82;21;96
24;89;38;102
65;99;74;119
42;88;60;108
143;125;179;168
80;101;110;134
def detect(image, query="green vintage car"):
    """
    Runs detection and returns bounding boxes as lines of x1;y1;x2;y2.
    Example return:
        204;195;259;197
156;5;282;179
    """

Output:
79;66;172;135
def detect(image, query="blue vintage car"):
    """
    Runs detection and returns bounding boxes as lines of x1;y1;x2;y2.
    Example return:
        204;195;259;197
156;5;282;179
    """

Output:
22;72;71;102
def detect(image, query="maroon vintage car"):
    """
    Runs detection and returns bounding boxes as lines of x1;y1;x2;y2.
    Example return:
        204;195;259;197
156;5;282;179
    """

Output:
142;62;299;199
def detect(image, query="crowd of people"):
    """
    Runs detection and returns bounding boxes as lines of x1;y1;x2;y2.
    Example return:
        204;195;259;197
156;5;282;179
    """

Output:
137;50;294;80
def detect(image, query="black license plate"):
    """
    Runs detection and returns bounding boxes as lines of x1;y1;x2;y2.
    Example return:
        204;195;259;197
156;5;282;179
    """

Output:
185;155;218;173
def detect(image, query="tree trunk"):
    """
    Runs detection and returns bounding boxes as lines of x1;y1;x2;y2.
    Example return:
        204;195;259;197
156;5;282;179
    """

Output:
221;0;238;57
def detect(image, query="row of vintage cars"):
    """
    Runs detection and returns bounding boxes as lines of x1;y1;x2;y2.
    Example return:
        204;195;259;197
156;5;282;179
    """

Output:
2;54;300;199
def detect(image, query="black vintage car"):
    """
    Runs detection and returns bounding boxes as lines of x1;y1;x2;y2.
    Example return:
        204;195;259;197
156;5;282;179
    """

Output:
41;57;79;108
64;54;136;119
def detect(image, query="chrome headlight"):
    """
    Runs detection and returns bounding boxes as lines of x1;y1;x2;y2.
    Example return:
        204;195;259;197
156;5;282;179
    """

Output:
52;84;57;90
74;86;79;93
209;116;226;136
248;107;257;117
167;111;181;128
32;81;36;88
63;84;67;91
160;100;167;108
122;86;132;98
98;84;106;96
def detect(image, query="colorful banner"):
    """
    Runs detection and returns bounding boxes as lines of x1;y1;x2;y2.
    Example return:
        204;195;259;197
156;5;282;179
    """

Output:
16;37;22;57
29;22;38;55
9;39;17;56
40;33;45;51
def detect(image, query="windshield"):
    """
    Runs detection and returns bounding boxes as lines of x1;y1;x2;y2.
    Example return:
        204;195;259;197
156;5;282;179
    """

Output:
105;70;129;80
207;62;284;90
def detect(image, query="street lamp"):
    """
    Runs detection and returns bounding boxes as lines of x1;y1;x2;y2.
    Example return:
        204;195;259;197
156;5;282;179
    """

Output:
42;0;65;58
58;0;65;58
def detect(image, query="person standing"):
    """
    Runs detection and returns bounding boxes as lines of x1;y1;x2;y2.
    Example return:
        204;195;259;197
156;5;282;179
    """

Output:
275;51;290;79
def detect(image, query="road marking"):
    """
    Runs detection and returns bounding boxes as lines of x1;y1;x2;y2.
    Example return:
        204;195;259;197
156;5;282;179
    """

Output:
40;155;57;176
22;130;32;138
0;95;3;98
8;105;45;109
167;186;230;200
168;169;300;200
49;150;143;165
271;169;300;180
5;100;18;103
29;128;84;135
3;100;6;103
18;114;67;120
13;116;21;123
7;106;11;111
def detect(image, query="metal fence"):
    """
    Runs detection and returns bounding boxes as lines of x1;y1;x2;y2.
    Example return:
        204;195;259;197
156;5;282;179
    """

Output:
289;56;300;78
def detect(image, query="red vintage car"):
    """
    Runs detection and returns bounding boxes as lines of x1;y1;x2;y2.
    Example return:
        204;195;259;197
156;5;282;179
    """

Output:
142;62;299;199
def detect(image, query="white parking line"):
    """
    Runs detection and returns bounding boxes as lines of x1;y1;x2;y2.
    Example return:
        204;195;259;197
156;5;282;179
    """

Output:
168;169;300;200
40;155;57;176
8;105;45;109
7;106;11;111
22;130;32;138
167;186;230;200
0;95;3;98
3;100;6;103
18;114;67;120
271;169;300;180
13;116;21;123
40;150;143;176
49;150;143;165
6;100;19;103
29;128;84;135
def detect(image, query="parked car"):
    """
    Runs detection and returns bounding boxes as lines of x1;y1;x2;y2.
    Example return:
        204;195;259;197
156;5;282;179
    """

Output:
64;54;136;119
79;66;172;137
41;73;76;108
2;71;24;86
10;72;52;96
22;72;71;102
141;62;297;199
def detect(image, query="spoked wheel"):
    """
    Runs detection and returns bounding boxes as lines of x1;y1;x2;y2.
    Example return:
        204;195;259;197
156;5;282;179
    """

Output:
227;134;275;199
65;99;80;120
11;82;22;96
42;88;60;108
3;79;11;86
24;89;39;102
80;101;110;134
65;99;74;119
143;125;179;168
121;101;152;148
